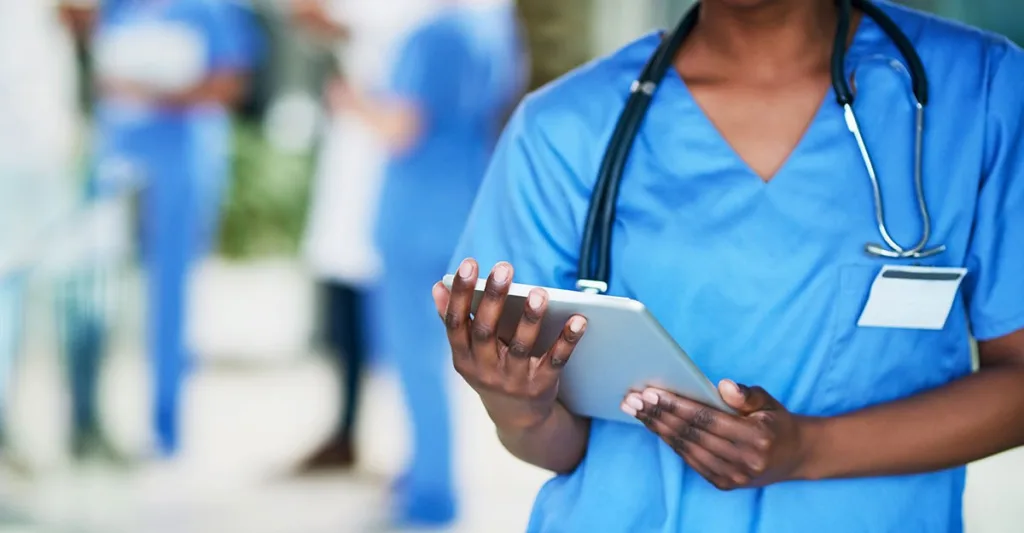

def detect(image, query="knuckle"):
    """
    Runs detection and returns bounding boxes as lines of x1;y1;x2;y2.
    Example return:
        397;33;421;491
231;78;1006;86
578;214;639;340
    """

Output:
525;382;547;401
470;323;495;343
507;340;531;359
443;312;464;331
681;424;702;444
752;436;773;453
692;408;715;430
476;373;500;391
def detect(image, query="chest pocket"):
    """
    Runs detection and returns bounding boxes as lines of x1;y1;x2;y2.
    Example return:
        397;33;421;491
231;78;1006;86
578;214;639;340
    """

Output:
814;264;973;416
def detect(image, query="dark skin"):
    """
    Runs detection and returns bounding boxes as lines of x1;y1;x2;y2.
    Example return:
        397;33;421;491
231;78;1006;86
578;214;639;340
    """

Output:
289;0;349;42
433;0;1024;489
57;2;248;110
433;260;590;474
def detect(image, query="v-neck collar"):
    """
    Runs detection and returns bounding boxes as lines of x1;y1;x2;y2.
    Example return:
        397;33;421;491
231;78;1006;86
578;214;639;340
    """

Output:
635;10;889;188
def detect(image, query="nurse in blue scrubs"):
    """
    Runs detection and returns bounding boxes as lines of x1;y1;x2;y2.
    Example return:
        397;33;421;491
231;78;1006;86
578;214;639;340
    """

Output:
337;0;524;526
88;0;259;455
433;1;1024;532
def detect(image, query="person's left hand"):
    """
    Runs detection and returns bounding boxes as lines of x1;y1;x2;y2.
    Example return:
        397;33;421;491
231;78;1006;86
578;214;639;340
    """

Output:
100;78;158;104
621;380;819;491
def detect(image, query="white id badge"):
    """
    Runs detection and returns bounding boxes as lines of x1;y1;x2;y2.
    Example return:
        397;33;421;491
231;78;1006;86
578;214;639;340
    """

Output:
857;265;968;330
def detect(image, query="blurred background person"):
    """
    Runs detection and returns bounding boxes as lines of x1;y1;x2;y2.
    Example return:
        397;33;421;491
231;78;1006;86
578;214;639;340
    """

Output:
291;0;438;473
60;0;262;457
0;0;81;454
334;0;527;526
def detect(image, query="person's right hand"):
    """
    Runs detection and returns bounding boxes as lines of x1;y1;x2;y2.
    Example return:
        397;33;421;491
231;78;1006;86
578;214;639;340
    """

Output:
433;259;588;431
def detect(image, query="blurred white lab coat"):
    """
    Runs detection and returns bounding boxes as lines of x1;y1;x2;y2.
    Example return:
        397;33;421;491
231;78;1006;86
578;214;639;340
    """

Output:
0;0;80;273
302;0;439;285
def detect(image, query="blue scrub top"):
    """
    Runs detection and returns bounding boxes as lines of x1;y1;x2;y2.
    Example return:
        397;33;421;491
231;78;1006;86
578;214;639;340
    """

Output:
450;3;1024;532
376;5;524;263
95;0;260;135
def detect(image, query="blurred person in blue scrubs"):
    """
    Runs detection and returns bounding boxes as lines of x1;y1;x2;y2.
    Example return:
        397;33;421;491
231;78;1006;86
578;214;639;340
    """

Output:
337;0;525;525
62;0;262;456
432;1;1024;532
292;0;440;472
0;0;81;451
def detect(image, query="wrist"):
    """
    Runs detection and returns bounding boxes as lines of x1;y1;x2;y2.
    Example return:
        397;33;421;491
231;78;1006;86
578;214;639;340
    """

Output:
486;402;557;434
792;415;834;482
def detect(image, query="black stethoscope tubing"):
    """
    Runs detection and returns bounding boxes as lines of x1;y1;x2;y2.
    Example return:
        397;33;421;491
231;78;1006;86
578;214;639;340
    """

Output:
576;0;930;295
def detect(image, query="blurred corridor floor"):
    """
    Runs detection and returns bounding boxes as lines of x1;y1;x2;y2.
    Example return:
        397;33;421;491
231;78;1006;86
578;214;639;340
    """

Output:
2;260;1022;532
2;362;548;533
4;360;1024;533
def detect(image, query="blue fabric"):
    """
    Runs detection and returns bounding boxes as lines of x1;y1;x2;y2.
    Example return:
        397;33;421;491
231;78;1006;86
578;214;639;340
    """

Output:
377;5;523;262
449;3;1024;532
94;0;261;455
373;4;524;517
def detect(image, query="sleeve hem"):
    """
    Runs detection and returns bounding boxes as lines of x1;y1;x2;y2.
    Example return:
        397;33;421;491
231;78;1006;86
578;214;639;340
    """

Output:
971;309;1024;341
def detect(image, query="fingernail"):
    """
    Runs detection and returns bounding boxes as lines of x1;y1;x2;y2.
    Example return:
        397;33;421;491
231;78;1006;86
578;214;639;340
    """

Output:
621;402;637;417
493;264;510;284
626;394;644;412
642;390;660;405
569;317;586;334
458;259;474;279
723;379;746;396
528;291;543;311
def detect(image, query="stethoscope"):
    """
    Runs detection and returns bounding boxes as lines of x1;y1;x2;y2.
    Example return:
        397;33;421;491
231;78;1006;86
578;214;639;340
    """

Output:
576;0;945;295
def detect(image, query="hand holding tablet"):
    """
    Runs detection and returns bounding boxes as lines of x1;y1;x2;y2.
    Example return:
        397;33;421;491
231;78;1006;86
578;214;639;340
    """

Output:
437;260;731;427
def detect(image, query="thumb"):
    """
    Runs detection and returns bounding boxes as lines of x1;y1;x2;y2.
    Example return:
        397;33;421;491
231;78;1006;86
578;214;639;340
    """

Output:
719;380;780;416
432;282;451;320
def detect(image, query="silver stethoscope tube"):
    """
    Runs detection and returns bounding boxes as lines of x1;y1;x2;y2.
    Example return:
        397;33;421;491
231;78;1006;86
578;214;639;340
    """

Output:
843;99;945;260
576;0;946;295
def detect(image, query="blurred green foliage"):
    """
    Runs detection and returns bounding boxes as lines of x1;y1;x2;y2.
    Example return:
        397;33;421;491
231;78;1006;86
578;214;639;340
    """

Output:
219;119;313;259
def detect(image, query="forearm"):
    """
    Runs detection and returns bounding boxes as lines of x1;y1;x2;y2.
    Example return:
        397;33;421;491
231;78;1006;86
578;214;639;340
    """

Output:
495;403;591;474
800;364;1024;480
346;95;422;154
297;15;348;41
160;72;247;108
58;3;96;41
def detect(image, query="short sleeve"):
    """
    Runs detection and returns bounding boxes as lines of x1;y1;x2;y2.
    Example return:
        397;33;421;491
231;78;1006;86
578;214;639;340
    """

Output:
390;24;476;126
447;100;586;289
963;41;1024;341
202;0;262;72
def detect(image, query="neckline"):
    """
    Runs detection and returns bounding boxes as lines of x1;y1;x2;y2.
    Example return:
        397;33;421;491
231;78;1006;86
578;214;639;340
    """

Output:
647;9;882;186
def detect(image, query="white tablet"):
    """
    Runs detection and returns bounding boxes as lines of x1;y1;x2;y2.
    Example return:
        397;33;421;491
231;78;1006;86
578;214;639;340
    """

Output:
441;275;733;425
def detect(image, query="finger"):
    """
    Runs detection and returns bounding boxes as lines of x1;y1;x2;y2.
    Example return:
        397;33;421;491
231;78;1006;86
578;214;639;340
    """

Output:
644;388;761;445
627;392;749;470
444;258;478;359
534;315;587;376
470;263;513;364
502;288;548;379
632;405;746;490
718;380;782;416
432;282;450;320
